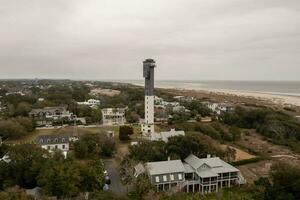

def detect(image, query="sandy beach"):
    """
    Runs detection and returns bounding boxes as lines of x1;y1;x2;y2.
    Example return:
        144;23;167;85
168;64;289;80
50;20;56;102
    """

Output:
130;81;300;107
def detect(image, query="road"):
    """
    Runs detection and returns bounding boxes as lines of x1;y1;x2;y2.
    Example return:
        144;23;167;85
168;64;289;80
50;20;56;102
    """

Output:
103;159;128;196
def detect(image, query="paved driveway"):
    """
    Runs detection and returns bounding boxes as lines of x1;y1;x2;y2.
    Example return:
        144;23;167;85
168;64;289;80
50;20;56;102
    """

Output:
103;159;128;196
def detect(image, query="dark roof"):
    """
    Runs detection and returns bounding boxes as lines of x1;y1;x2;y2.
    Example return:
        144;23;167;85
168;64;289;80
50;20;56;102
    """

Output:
29;106;66;114
36;135;69;145
143;58;155;63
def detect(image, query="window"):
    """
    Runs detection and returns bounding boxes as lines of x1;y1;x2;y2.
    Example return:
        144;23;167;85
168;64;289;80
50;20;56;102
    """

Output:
170;174;174;181
62;145;65;149
178;174;182;180
163;175;167;182
155;176;159;183
47;146;50;150
55;145;58;149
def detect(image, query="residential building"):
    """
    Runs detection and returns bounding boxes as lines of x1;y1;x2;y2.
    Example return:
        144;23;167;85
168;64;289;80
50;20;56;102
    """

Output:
154;106;168;122
77;99;100;109
142;59;156;135
206;102;234;115
151;129;185;142
174;96;194;102
102;108;126;126
29;106;74;120
154;96;164;105
36;135;70;152
173;105;190;113
137;154;245;194
146;159;186;191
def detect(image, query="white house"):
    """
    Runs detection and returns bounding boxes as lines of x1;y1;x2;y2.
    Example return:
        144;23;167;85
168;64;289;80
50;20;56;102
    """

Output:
102;108;126;126
137;154;245;194
77;99;100;109
151;129;185;142
36;135;70;152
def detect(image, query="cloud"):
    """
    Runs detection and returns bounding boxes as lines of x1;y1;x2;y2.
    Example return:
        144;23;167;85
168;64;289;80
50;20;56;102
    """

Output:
0;0;299;80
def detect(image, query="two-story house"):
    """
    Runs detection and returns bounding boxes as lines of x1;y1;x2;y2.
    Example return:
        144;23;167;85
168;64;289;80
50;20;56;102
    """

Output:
146;159;186;191
102;108;126;126
139;154;245;194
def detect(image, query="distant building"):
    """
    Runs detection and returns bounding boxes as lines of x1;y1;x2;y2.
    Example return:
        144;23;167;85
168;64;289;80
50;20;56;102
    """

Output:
136;154;245;193
154;96;164;105
174;96;194;102
154;106;168;122
206;102;234;115
29;106;74;120
151;129;185;142
36;135;70;152
173;105;190;113
102;108;126;126
77;99;100;109
90;88;120;97
38;98;45;102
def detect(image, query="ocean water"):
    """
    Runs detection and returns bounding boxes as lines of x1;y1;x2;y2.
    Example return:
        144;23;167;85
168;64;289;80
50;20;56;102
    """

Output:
125;80;300;97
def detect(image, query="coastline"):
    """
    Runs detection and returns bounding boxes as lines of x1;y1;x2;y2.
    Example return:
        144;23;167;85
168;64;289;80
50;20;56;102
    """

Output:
130;82;300;107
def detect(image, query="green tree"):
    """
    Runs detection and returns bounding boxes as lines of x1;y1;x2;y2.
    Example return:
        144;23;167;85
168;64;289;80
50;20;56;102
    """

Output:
80;160;105;192
0;144;48;189
0;187;34;200
119;126;133;141
15;102;31;117
37;153;81;198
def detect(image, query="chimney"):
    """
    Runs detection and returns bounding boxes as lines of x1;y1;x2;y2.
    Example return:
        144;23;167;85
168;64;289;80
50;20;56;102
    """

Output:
168;156;171;161
207;154;211;158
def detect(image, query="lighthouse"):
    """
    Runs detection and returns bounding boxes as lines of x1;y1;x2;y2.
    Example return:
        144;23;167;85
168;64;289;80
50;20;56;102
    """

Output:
142;59;156;135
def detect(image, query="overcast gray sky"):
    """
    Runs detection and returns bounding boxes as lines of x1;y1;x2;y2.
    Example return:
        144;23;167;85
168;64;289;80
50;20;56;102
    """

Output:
0;0;299;80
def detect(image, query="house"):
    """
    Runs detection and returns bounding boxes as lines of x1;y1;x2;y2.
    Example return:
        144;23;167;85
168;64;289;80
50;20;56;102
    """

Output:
38;98;45;102
77;99;100;109
174;96;194;102
154;106;168;122
206;102;234;115
200;117;212;123
29;106;74;121
154;96;164;105
146;159;186;191
36;135;70;152
151;129;185;142
173;106;190;113
137;154;245;194
102;108;126;126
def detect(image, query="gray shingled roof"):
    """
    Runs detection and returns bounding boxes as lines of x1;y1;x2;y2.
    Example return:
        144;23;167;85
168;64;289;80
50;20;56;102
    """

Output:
184;154;239;177
146;160;185;175
36;135;69;145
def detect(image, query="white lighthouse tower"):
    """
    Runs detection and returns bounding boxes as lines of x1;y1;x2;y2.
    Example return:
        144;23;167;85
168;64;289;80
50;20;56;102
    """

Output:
141;59;156;135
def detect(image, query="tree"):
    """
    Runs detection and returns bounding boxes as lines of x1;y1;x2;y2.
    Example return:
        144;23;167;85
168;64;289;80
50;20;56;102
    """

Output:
0;144;48;189
119;126;133;141
15;102;31;117
135;175;154;198
80;160;105;192
129;141;167;162
74;135;101;159
37;153;81;198
229;126;242;142
0;187;34;200
120;156;135;191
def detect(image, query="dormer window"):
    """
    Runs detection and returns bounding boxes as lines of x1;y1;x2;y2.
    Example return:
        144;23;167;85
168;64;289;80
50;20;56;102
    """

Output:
62;138;65;142
54;138;58;143
39;139;43;143
47;139;51;143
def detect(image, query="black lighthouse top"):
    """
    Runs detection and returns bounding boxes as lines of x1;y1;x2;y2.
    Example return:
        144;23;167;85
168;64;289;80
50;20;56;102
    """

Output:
143;59;156;96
